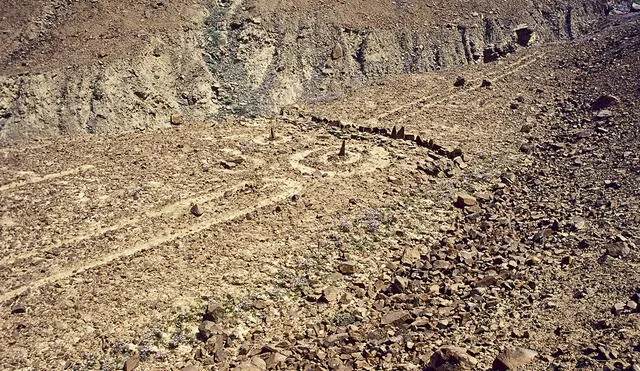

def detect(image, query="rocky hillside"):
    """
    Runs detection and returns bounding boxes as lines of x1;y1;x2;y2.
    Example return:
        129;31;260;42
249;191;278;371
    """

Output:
210;0;624;115
0;0;636;143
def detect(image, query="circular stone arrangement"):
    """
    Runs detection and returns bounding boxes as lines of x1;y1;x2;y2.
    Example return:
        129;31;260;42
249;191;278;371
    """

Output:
290;143;390;177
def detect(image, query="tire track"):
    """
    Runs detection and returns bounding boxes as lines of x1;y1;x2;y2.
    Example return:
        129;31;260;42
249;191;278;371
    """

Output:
0;181;252;266
395;52;544;123
0;178;302;303
0;165;95;192
376;52;544;123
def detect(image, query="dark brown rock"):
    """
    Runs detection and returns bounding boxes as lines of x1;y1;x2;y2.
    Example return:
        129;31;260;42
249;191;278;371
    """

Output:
429;346;477;370
591;94;619;110
455;193;477;208
397;126;405;140
191;204;203;217
11;304;26;315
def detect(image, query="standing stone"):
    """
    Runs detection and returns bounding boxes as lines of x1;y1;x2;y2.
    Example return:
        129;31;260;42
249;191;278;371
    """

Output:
339;140;346;157
397;127;405;140
391;126;397;139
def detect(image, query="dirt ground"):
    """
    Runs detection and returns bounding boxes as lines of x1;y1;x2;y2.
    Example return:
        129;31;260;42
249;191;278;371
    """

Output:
0;3;639;371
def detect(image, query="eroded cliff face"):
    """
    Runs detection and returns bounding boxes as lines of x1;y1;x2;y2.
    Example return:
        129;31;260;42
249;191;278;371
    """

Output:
0;1;218;144
0;32;217;141
0;0;633;143
208;0;626;115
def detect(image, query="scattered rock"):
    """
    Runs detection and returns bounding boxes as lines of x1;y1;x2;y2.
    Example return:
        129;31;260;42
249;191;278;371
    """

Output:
389;276;409;293
606;242;630;258
401;248;421;264
170;114;184;126
123;355;140;371
320;287;341;303
454;193;477;208
633;2;640;12
338;262;357;275
520;124;533;133
483;42;517;62
234;363;262;371
428;346;477;370
11;304;26;315
265;352;286;369
612;302;626;315
595;109;614;119
493;347;537;370
591;94;619;110
251;356;267;370
204;301;226;322
519;142;534;154
331;43;344;60
514;24;536;46
381;310;411;326
198;320;222;340
481;79;493;87
454;75;466;87
181;366;199;371
190;204;203;217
